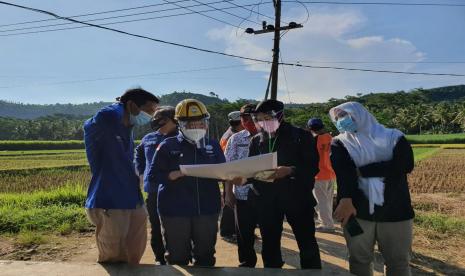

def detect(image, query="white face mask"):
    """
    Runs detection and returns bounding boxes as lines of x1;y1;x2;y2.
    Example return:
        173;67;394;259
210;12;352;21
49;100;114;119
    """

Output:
183;128;206;142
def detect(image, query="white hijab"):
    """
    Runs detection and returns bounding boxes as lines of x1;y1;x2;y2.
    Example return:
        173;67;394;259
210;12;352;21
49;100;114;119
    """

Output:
329;102;403;214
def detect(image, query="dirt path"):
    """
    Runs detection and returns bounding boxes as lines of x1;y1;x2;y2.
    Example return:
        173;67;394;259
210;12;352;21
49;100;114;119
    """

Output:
70;223;372;273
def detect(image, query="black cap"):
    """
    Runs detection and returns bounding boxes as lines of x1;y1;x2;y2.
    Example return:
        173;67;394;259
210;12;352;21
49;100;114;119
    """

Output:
307;118;324;131
240;103;257;116
255;99;284;113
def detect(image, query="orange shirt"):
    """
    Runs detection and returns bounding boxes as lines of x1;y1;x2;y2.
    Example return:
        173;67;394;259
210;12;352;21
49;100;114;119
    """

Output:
315;133;336;180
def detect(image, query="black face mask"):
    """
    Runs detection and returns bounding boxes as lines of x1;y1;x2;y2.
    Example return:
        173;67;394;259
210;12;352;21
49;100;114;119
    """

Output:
151;118;167;131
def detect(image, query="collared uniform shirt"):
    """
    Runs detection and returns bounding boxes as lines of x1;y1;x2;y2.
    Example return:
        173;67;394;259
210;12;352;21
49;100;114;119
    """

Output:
84;103;143;209
224;129;254;200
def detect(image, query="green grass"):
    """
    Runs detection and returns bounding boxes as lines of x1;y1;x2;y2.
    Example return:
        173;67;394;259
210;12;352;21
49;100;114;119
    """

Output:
0;166;90;193
0;185;91;234
412;147;441;162
0;149;85;156
16;231;48;246
0;152;87;171
415;211;465;237
407;133;465;144
0;140;85;151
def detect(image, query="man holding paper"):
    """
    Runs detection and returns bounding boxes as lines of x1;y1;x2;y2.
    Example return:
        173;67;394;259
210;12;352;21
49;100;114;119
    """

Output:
148;99;225;266
248;99;322;269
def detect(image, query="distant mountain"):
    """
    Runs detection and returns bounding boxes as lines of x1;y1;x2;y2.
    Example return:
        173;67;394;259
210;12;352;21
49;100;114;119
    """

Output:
411;85;465;102
1;85;464;119
0;91;227;119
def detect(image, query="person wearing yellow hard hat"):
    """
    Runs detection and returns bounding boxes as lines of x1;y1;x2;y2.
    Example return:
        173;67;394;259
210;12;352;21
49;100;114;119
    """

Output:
148;99;225;266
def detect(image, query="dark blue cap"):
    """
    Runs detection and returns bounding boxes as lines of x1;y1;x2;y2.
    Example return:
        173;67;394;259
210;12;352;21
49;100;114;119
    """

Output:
307;118;324;130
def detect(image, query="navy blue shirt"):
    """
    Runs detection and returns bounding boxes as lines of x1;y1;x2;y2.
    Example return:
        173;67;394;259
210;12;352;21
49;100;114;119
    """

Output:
134;131;177;193
84;103;143;209
148;134;225;217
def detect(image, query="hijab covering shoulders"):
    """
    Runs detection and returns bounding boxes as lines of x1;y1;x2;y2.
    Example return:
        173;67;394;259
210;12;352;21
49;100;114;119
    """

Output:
329;102;404;214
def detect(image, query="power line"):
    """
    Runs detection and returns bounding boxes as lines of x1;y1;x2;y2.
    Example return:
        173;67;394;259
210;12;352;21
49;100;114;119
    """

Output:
0;1;265;33
286;62;465;76
296;60;465;64
287;1;465;7
280;54;293;103
161;0;243;29
190;0;261;26
0;0;193;28
0;1;464;78
226;0;285;25
0;3;270;37
0;63;258;89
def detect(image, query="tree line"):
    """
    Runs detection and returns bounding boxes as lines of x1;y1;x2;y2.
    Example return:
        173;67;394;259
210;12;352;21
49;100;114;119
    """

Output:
1;86;465;141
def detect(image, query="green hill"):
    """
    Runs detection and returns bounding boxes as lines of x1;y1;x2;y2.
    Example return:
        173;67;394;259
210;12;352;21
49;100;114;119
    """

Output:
0;91;226;119
1;85;464;119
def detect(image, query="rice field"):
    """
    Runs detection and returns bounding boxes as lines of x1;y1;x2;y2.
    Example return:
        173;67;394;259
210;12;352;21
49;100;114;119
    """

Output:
409;149;465;193
0;151;87;171
407;133;465;144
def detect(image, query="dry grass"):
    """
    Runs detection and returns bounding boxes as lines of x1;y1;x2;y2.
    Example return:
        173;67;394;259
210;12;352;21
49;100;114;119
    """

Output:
408;149;465;193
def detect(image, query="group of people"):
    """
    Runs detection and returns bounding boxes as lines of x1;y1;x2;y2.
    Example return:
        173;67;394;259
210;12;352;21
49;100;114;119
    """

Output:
84;88;415;276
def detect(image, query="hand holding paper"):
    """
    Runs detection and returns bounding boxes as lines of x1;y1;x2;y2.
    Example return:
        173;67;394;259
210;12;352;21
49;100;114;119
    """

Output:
180;152;277;181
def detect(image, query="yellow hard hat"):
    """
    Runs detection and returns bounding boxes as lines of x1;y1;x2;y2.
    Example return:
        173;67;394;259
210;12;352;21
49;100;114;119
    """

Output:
175;99;210;121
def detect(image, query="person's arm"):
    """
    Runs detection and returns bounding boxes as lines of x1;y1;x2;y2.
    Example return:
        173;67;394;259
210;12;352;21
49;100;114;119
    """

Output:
83;112;107;175
148;142;174;185
134;139;146;176
330;140;358;199
224;135;236;162
331;140;359;226
357;136;414;178
293;130;319;183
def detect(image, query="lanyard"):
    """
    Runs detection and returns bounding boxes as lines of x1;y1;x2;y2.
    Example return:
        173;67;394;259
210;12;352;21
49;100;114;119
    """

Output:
268;135;279;153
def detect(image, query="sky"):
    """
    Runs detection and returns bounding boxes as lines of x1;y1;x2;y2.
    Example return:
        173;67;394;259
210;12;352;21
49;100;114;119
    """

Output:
0;0;464;104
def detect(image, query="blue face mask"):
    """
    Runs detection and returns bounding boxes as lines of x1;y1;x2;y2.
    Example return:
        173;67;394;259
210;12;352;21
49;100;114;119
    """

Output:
336;115;357;133
130;111;152;126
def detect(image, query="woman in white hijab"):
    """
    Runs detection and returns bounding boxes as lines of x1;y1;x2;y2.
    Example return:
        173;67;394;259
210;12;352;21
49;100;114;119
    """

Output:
329;102;415;276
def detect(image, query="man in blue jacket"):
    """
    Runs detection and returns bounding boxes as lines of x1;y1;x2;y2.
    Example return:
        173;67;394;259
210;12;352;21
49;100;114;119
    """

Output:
84;88;159;264
148;99;225;266
134;106;177;265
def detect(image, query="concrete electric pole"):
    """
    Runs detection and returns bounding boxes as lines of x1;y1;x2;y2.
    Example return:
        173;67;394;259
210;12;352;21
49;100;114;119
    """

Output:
245;0;302;100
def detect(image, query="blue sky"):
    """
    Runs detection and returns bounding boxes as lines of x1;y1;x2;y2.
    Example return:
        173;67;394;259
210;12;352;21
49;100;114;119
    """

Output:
0;0;464;104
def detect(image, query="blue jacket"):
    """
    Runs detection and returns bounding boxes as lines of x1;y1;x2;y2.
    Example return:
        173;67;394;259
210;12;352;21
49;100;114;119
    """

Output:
134;131;178;193
148;134;225;217
84;103;143;209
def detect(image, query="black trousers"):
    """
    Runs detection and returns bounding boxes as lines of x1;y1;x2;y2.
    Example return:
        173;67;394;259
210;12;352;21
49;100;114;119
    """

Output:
146;192;166;263
236;196;258;267
220;193;236;237
256;186;322;269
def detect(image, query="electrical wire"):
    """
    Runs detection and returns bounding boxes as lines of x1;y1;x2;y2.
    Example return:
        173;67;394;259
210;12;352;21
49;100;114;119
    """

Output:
287;1;465;7
0;1;463;77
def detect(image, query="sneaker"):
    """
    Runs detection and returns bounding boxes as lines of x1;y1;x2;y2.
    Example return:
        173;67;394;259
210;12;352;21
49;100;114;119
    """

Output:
316;226;336;233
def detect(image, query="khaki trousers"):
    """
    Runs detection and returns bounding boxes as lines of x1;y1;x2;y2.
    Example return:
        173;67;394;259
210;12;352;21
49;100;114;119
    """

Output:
313;179;336;228
344;218;413;276
86;207;147;264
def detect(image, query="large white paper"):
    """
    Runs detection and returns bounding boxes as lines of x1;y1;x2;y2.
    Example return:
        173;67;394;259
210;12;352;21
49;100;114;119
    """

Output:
180;152;277;180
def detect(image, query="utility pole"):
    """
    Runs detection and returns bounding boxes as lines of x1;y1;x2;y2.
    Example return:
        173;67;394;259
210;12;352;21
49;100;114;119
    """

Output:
245;1;302;100
270;0;281;100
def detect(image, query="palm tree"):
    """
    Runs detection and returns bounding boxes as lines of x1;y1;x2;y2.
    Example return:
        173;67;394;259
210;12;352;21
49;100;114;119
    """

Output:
452;102;465;132
410;104;432;134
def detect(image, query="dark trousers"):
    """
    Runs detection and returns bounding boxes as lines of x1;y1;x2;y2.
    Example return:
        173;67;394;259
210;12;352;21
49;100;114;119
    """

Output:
220;196;236;237
256;186;322;269
160;214;219;266
146;192;166;264
236;196;258;267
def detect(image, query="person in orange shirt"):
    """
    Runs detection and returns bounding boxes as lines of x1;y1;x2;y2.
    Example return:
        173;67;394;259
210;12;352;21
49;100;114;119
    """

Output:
220;111;244;151
307;118;336;232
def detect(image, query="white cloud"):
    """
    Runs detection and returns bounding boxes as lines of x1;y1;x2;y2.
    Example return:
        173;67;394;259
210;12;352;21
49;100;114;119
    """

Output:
206;9;439;103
